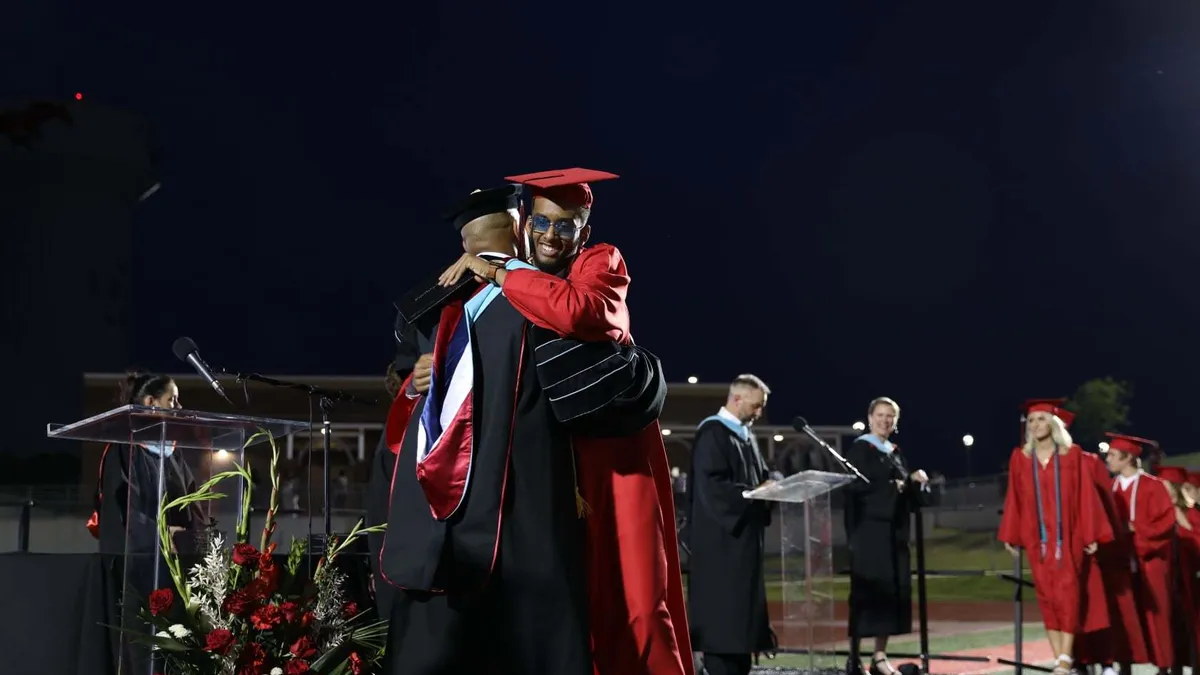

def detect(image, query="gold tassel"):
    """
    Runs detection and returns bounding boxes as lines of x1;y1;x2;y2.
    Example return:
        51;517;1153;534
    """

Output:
575;487;592;519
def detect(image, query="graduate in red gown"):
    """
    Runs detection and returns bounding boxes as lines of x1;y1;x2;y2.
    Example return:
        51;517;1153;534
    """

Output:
998;400;1113;675
1156;466;1198;671
1186;472;1200;668
1076;442;1147;674
380;186;676;675
432;170;693;675
1104;433;1178;674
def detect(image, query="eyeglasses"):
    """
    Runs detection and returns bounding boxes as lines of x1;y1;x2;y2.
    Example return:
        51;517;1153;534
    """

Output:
530;213;582;239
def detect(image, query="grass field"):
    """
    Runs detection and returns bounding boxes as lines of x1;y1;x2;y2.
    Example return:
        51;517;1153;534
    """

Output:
734;527;1196;673
760;623;1194;674
751;527;1030;603
763;623;1047;670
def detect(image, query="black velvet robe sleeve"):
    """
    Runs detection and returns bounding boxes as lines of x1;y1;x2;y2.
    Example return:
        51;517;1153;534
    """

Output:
529;329;666;437
365;432;397;618
692;424;764;536
393;310;440;378
97;445;131;555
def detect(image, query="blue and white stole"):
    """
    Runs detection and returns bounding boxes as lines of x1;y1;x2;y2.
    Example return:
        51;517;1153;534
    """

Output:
414;257;537;520
855;433;894;454
698;415;750;442
1032;445;1063;563
698;414;767;479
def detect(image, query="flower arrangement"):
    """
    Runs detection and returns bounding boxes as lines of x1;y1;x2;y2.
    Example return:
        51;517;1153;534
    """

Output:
117;431;387;675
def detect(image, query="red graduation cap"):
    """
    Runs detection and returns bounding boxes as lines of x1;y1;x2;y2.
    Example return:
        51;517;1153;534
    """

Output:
1157;466;1188;484
1024;398;1076;427
1105;432;1158;457
504;167;619;210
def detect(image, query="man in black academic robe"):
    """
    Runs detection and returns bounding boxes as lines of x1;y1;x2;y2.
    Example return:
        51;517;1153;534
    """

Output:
366;310;438;621
687;375;776;675
375;187;668;675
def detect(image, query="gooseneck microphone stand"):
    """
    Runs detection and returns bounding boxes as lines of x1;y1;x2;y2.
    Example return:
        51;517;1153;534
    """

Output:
223;370;376;544
791;416;870;484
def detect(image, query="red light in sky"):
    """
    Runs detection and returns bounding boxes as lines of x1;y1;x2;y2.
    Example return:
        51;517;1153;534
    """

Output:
74;93;83;100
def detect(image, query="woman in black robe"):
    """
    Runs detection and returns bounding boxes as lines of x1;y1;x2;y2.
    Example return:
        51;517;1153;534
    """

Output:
93;371;199;675
843;397;931;675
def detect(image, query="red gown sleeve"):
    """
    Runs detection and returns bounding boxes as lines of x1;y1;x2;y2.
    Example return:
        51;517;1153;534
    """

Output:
998;449;1026;548
1133;477;1177;559
384;373;419;456
1077;461;1115;547
1085;453;1121;541
501;243;632;343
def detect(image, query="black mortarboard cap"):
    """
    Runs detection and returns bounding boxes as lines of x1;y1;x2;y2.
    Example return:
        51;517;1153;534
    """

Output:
441;184;523;231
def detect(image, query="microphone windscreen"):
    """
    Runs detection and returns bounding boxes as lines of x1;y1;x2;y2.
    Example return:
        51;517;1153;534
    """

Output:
172;336;197;361
792;416;809;431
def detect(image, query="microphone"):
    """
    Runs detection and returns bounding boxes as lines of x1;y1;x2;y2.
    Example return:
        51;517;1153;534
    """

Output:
792;416;870;484
172;337;232;404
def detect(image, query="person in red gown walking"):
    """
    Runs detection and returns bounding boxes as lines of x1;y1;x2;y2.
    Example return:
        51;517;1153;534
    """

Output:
998;399;1113;675
1156;466;1198;672
1105;433;1178;674
1185;472;1200;669
1075;443;1147;675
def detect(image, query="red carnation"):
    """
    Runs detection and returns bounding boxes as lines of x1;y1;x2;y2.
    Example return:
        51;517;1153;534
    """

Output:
148;588;173;616
237;642;267;670
279;601;302;623
222;589;257;616
348;652;364;675
250;604;284;630
285;659;311;674
246;577;271;602
342;601;359;619
203;628;235;654
289;635;317;659
231;543;260;566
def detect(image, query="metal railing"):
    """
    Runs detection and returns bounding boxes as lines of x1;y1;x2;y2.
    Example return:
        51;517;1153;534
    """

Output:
1;474;1011;513
0;482;373;512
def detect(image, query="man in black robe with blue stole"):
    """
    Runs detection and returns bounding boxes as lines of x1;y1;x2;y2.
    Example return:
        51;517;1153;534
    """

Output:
366;311;437;621
376;186;667;675
687;375;776;675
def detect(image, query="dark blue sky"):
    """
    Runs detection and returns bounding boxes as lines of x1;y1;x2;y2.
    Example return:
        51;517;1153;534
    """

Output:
10;0;1200;476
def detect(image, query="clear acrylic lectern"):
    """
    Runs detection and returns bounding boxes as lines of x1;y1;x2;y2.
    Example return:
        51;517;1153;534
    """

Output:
744;469;855;672
47;405;313;675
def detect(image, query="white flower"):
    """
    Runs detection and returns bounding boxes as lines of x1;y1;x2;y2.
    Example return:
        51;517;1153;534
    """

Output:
167;624;192;638
271;669;284;675
155;631;171;638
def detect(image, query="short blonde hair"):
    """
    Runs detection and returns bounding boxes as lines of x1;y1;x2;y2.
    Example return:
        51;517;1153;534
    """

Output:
868;396;900;419
730;373;770;396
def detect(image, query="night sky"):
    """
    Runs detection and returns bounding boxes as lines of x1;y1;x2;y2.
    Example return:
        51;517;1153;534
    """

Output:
9;0;1200;477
